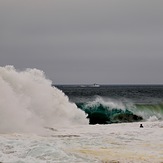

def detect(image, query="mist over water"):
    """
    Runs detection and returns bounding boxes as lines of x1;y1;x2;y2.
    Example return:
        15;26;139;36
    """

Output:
0;66;88;133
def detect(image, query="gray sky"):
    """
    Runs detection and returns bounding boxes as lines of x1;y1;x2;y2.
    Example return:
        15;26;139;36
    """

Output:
1;0;163;84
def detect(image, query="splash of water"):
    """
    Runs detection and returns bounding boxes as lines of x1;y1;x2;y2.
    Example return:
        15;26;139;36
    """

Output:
0;66;88;133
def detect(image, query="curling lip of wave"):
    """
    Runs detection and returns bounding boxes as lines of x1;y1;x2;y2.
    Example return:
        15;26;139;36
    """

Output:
76;97;163;124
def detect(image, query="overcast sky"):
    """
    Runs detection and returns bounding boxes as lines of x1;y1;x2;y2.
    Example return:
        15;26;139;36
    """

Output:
0;0;163;84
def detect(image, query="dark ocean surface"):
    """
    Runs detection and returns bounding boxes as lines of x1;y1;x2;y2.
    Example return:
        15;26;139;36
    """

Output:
56;85;163;124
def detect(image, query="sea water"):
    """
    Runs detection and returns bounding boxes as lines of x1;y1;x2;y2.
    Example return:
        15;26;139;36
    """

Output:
0;122;163;162
0;66;163;163
57;84;163;124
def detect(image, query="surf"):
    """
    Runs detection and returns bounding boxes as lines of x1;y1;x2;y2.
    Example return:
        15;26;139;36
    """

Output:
76;96;163;124
0;66;88;133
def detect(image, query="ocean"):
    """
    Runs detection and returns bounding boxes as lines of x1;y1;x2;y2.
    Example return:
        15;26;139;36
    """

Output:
0;66;163;163
56;85;163;124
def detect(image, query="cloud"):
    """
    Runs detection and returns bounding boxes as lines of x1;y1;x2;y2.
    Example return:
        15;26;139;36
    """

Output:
0;0;163;84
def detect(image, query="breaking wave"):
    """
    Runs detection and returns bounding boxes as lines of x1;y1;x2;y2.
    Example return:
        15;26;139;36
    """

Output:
0;66;88;133
76;97;163;124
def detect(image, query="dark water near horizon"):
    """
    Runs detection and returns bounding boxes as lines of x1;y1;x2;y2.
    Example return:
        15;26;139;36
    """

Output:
56;85;163;124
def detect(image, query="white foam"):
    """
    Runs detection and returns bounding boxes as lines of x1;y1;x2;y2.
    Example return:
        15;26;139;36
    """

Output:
86;96;126;110
0;66;88;133
0;121;162;163
147;115;159;122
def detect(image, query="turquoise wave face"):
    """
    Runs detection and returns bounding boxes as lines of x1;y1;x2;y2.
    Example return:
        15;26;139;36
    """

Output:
76;99;163;124
77;103;143;124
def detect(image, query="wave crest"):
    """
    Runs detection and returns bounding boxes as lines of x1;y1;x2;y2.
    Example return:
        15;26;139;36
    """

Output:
77;97;163;124
0;66;88;133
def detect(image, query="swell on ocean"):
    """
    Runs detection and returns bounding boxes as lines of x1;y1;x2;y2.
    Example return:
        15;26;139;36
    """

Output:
0;66;88;133
77;96;163;124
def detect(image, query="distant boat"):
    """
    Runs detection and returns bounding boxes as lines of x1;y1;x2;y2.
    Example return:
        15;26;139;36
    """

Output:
92;83;100;87
80;83;100;87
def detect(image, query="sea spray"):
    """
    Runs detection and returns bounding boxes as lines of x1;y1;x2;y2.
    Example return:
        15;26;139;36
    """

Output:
0;66;88;133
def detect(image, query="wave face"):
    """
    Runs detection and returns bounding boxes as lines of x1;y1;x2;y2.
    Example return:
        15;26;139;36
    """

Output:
0;66;88;133
76;97;163;124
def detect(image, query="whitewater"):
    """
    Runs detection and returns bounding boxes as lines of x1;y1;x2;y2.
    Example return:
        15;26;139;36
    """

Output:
0;122;163;163
0;65;88;133
0;66;163;163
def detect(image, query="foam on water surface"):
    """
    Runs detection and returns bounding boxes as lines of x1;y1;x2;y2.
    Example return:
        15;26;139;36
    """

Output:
0;122;163;163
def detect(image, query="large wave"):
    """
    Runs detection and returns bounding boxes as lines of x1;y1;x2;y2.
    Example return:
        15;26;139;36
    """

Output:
77;97;163;124
0;66;88;133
